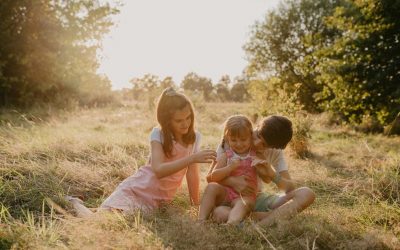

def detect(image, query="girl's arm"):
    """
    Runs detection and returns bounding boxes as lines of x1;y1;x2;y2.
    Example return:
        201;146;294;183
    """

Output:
206;154;239;182
151;141;216;178
186;163;200;205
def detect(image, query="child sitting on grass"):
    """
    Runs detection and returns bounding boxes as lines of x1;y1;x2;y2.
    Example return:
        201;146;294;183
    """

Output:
198;115;259;225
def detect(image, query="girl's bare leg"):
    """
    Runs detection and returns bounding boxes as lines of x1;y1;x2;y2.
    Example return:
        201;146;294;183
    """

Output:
198;183;227;221
65;196;94;218
226;198;254;225
256;187;315;226
212;206;231;223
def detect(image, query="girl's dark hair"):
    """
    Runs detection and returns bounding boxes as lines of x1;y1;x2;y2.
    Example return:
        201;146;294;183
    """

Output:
220;115;253;150
258;115;292;149
156;87;195;158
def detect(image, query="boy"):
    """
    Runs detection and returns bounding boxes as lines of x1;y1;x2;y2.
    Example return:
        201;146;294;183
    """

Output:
211;115;315;226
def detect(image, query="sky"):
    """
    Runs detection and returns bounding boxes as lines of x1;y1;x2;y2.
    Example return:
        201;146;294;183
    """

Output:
98;0;280;90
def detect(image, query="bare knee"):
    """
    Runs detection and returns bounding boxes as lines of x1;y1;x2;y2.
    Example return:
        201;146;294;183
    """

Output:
203;182;225;199
205;182;223;193
296;187;316;208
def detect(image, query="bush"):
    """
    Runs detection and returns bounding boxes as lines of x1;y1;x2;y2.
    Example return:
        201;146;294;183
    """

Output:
249;78;312;157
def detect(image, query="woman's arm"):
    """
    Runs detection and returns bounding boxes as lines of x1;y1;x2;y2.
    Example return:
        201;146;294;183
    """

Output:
186;163;200;205
150;141;216;178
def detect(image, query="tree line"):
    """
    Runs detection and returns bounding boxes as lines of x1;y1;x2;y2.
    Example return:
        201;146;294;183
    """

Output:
129;73;250;102
1;0;398;131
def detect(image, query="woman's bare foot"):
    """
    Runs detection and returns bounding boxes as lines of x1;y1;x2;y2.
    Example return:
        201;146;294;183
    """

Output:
64;195;94;218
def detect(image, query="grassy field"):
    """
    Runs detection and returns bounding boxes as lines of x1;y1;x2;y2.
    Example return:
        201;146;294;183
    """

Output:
0;100;399;249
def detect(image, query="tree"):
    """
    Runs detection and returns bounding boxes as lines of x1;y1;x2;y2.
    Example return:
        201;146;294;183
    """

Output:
160;76;175;89
130;74;160;101
215;75;231;101
313;0;400;126
244;0;341;111
231;76;250;102
0;0;118;107
181;72;214;101
230;83;249;102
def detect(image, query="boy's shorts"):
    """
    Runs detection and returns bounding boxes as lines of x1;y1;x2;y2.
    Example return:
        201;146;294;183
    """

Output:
254;192;279;212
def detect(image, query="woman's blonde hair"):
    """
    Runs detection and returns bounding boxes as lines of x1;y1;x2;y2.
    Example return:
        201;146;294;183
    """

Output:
156;87;195;158
221;115;253;149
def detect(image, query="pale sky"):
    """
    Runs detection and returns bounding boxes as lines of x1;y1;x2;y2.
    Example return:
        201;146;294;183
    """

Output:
98;0;280;90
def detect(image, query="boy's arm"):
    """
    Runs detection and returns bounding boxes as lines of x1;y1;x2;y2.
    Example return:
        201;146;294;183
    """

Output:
255;161;296;193
186;163;200;205
276;170;296;193
206;154;239;182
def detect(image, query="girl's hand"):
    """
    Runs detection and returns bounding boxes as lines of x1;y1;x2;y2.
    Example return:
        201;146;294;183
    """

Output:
190;149;216;163
230;175;254;196
229;158;241;170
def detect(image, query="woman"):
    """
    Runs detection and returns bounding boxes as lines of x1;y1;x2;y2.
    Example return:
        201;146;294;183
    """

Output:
67;87;216;216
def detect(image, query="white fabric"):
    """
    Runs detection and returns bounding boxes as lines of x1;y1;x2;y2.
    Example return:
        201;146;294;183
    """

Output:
149;127;201;153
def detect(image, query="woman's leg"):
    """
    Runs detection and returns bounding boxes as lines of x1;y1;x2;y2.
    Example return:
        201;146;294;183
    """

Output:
227;198;254;225
65;196;94;218
198;183;227;221
256;187;315;226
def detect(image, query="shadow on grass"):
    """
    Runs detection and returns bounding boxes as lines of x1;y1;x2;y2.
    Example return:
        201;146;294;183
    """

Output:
141;207;396;250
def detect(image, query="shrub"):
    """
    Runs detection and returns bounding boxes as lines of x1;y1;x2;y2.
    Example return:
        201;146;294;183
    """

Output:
249;78;312;157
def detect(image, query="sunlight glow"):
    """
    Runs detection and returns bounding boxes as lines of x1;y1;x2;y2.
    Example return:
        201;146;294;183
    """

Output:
98;0;280;89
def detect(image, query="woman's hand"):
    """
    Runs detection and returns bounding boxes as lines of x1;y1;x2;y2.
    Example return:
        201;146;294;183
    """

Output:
190;149;216;164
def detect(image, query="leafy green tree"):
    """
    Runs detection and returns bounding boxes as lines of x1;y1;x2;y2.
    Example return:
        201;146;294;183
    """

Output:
0;0;118;107
181;72;214;101
230;83;249;102
244;0;341;111
130;74;161;102
215;75;231;101
313;0;400;126
160;76;175;89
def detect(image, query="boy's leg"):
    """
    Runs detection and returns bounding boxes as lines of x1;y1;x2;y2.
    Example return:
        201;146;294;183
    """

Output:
255;187;315;226
198;183;227;221
226;197;254;225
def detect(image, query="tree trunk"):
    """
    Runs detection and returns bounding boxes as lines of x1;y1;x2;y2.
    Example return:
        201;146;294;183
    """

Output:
386;112;400;136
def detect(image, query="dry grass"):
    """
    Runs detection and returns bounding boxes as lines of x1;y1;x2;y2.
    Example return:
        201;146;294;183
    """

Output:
0;100;399;249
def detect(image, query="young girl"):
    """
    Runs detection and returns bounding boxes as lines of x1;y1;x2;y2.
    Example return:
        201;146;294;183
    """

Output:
67;87;216;216
198;115;258;225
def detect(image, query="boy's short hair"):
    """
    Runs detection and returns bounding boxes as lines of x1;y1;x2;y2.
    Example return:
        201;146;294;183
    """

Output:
259;115;293;149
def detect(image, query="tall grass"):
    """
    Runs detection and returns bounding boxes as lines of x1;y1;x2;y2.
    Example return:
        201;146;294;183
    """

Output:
0;100;399;249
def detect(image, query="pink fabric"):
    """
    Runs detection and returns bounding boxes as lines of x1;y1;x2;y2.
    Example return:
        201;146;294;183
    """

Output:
224;149;258;202
100;142;192;212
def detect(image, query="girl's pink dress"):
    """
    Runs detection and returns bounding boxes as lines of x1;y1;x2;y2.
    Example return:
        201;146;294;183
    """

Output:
224;149;258;202
100;130;196;212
